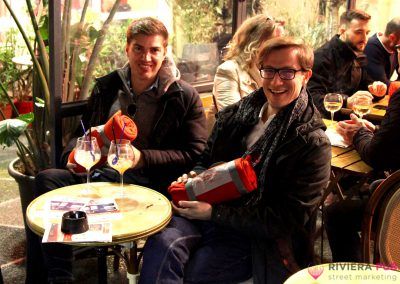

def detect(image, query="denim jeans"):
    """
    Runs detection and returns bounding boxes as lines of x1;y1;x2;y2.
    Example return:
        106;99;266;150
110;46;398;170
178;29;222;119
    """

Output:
139;216;252;284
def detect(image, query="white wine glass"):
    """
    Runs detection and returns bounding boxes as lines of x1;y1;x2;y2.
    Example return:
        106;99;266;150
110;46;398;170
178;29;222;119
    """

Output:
324;93;343;127
74;136;101;194
107;139;134;196
353;94;372;119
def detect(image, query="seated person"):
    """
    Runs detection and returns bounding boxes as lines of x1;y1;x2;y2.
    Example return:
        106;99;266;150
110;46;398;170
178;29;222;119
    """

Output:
308;9;387;119
139;37;331;284
325;88;400;262
364;17;400;87
212;14;282;112
32;17;207;283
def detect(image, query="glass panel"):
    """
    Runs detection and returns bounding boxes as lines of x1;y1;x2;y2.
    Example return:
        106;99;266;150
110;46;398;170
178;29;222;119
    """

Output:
248;0;347;49
356;0;400;35
64;0;234;97
170;0;233;84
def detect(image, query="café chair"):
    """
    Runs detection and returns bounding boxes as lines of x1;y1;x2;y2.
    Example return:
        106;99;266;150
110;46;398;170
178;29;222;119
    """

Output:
361;169;400;266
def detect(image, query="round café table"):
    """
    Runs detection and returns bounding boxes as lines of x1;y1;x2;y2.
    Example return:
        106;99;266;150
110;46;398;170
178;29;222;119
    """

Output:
284;262;400;284
26;182;172;284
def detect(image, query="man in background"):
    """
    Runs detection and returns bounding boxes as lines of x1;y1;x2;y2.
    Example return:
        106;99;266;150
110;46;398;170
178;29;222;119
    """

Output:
308;9;387;118
365;17;400;86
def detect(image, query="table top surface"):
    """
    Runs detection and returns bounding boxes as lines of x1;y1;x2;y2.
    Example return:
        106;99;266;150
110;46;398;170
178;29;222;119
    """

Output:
284;262;400;283
323;119;373;175
26;182;172;245
341;95;389;121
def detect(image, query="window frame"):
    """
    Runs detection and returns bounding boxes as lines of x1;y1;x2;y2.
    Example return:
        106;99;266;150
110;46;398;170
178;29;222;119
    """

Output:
49;0;355;165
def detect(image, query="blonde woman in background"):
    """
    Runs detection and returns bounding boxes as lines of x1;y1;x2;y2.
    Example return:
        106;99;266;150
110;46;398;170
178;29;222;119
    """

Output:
212;15;283;111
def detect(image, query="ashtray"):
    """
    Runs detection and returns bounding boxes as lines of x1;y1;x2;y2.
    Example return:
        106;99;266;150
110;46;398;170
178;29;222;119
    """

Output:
61;211;89;234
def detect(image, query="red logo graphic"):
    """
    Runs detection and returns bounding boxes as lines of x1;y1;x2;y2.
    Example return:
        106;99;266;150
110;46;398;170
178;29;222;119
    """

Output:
308;265;324;280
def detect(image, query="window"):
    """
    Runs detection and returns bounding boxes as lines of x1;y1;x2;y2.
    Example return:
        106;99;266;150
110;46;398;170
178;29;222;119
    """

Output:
63;0;234;98
356;0;400;35
248;0;347;49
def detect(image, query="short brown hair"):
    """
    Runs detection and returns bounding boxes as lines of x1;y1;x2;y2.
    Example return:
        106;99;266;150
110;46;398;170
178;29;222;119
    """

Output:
385;17;400;37
257;37;314;71
126;17;168;46
340;9;371;26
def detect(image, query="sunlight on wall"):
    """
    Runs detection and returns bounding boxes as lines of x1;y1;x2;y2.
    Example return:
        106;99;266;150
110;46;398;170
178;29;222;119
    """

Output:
357;0;400;35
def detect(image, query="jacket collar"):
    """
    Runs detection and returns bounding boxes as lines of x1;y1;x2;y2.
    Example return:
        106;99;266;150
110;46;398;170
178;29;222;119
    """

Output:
331;34;357;61
116;62;183;99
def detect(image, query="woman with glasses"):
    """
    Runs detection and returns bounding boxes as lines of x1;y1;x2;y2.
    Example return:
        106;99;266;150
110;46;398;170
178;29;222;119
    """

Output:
212;14;283;112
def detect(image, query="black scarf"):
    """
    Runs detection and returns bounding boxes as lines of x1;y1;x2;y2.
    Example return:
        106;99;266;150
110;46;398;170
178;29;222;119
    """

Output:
236;87;309;204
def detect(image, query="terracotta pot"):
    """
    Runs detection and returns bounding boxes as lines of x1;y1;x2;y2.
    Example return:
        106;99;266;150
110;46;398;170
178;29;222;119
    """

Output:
15;100;34;115
0;103;13;120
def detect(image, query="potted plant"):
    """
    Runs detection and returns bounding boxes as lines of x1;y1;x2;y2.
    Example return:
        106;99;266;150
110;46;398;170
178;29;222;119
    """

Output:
0;0;123;185
0;0;122;281
11;55;34;115
0;32;20;119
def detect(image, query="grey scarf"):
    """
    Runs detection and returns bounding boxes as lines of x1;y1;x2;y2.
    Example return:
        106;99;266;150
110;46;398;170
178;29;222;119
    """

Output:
236;88;309;204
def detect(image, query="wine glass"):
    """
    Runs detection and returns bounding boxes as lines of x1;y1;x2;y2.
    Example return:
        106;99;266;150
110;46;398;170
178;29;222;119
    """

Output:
107;139;134;196
74;137;101;193
353;94;372;119
324;93;343;127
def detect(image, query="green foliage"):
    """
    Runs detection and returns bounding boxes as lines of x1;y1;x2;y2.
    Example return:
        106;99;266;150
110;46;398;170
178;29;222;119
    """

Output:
171;0;221;43
0;118;29;147
285;19;329;49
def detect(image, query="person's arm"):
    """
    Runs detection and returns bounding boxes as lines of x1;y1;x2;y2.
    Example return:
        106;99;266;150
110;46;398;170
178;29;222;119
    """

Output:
353;89;400;170
308;52;346;118
210;132;331;240
139;87;207;169
213;62;242;110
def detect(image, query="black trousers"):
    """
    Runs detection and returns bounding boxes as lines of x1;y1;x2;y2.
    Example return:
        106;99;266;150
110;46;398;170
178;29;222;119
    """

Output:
325;199;366;262
324;179;383;262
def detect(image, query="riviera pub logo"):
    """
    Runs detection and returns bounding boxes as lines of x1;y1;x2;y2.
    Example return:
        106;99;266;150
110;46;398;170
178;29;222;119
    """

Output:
306;263;399;282
308;265;324;280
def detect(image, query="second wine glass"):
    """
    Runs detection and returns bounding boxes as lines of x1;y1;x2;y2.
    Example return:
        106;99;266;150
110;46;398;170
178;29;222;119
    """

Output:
74;136;101;194
324;93;343;127
353;94;372;119
107;139;135;195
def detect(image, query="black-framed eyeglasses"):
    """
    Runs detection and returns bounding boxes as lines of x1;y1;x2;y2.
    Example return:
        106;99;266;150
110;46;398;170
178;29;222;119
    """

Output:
259;68;306;80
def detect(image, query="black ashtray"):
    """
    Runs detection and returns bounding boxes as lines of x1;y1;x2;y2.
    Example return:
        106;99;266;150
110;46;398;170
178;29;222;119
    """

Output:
61;211;89;234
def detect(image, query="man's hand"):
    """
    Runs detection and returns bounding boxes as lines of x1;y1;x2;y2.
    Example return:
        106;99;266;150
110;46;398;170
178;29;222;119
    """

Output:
66;162;78;173
368;81;387;97
172;200;212;220
171;171;197;185
336;113;375;144
131;146;144;169
347;91;374;109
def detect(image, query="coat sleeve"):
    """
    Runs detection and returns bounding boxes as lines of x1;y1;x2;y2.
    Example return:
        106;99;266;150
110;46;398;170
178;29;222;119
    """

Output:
308;51;347;118
210;132;331;240
140;88;207;169
353;89;400;170
213;62;242;110
365;42;391;86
